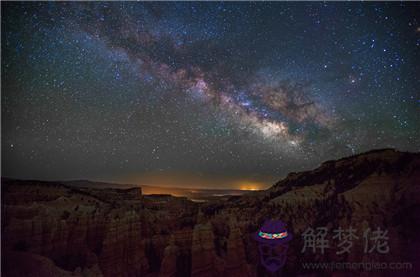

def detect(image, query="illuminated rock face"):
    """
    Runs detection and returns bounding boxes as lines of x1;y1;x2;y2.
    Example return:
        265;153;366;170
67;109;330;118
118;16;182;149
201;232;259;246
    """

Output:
1;182;150;277
2;149;420;276
190;223;221;276
98;212;149;276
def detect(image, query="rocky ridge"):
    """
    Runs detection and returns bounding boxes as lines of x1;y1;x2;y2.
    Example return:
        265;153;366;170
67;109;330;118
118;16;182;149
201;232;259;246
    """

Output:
2;148;420;276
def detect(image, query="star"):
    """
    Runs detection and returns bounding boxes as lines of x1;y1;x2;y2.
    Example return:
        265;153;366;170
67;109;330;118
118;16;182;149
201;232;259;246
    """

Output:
1;1;418;189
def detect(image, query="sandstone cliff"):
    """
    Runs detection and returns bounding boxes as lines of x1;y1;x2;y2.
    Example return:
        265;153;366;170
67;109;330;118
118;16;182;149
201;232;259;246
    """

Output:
2;149;419;276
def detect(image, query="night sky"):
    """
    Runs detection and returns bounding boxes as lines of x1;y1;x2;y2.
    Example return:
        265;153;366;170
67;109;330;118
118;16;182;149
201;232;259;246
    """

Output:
2;2;419;189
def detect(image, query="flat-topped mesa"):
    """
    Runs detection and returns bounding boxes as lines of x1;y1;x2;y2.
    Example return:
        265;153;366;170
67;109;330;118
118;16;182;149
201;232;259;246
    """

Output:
2;148;419;277
124;187;143;199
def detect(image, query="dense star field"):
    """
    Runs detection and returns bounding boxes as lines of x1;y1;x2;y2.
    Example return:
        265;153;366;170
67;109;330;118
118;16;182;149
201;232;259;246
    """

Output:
2;2;419;189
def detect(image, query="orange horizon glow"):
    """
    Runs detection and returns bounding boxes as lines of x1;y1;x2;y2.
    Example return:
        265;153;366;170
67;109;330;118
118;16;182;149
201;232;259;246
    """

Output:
105;171;275;191
238;182;264;191
240;187;259;191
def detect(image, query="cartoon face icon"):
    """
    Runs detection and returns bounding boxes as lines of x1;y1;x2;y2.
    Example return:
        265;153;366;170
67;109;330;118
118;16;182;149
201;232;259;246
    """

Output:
253;220;292;272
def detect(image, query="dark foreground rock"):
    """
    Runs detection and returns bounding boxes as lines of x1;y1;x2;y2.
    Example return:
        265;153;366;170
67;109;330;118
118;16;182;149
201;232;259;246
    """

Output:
2;149;420;276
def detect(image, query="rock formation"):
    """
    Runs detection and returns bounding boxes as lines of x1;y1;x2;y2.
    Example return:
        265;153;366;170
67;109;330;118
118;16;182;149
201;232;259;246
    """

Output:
2;149;419;276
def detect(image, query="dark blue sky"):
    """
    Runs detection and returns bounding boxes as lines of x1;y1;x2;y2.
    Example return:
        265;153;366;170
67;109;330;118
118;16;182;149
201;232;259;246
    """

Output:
2;2;419;189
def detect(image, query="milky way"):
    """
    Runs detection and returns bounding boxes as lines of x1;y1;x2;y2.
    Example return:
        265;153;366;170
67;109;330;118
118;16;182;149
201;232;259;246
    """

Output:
2;2;419;189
